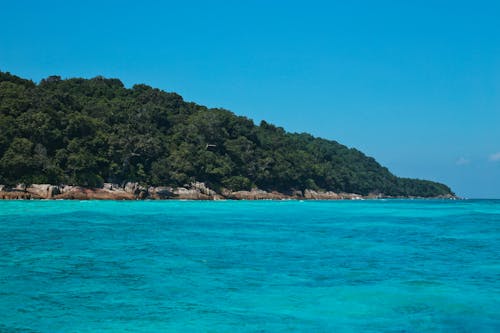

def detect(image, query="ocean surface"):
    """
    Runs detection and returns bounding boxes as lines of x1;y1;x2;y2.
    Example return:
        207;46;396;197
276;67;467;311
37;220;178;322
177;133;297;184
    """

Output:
0;200;499;332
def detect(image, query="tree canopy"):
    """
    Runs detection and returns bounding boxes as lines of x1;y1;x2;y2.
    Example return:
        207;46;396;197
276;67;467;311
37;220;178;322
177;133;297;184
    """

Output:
0;71;453;197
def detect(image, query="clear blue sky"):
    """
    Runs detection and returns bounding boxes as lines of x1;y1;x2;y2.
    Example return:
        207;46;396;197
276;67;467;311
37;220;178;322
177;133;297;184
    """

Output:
1;0;499;198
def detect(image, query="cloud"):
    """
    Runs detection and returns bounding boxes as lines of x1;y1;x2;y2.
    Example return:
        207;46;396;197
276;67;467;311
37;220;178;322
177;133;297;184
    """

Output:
456;157;470;165
489;152;500;161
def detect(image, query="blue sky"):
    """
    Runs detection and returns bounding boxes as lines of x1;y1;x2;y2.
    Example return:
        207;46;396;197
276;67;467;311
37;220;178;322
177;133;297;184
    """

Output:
1;0;499;198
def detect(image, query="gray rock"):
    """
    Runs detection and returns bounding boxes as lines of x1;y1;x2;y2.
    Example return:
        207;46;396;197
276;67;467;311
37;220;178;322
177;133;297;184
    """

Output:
26;184;61;198
15;184;27;191
190;182;216;196
304;189;340;199
339;192;362;200
226;189;285;200
59;185;81;194
124;182;140;194
174;187;211;200
153;186;174;198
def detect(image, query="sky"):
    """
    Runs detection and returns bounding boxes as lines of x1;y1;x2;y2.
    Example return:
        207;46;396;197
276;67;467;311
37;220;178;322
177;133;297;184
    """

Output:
1;0;499;198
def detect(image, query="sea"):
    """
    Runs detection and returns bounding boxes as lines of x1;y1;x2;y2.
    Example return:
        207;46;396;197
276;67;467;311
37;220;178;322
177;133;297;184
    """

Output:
0;199;499;332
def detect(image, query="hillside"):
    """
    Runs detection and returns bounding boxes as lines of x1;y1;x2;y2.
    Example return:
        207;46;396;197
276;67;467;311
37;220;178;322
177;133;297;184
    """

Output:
0;71;453;197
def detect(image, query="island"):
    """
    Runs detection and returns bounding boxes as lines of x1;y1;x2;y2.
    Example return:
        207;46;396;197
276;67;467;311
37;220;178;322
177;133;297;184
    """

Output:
0;71;454;200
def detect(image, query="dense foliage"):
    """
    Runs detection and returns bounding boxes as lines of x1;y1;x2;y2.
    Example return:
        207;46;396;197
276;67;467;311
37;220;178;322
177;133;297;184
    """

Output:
0;71;453;196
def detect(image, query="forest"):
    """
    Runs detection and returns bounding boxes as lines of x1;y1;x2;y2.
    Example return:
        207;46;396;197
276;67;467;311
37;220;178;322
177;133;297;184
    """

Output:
0;71;453;197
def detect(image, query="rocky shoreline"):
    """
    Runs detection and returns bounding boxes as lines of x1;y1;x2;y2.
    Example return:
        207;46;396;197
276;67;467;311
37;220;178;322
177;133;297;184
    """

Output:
0;182;457;200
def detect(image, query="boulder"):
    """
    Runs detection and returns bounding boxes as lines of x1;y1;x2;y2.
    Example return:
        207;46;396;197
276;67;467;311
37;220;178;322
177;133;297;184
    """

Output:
27;184;60;199
225;189;286;200
150;186;174;199
103;183;126;191
190;182;217;196
174;187;211;200
304;189;341;200
122;182;148;197
54;186;135;200
0;191;32;199
55;185;87;199
339;192;362;200
15;184;27;191
59;185;81;194
124;182;140;194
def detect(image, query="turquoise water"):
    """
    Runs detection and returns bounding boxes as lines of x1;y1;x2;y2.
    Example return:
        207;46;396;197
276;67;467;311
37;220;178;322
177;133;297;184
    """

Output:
0;200;499;332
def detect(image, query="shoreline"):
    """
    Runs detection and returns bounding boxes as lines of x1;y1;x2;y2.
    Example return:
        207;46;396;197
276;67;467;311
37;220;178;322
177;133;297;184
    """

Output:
0;182;458;201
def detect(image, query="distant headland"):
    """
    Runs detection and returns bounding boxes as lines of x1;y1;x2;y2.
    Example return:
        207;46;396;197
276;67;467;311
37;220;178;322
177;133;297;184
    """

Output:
0;71;454;199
